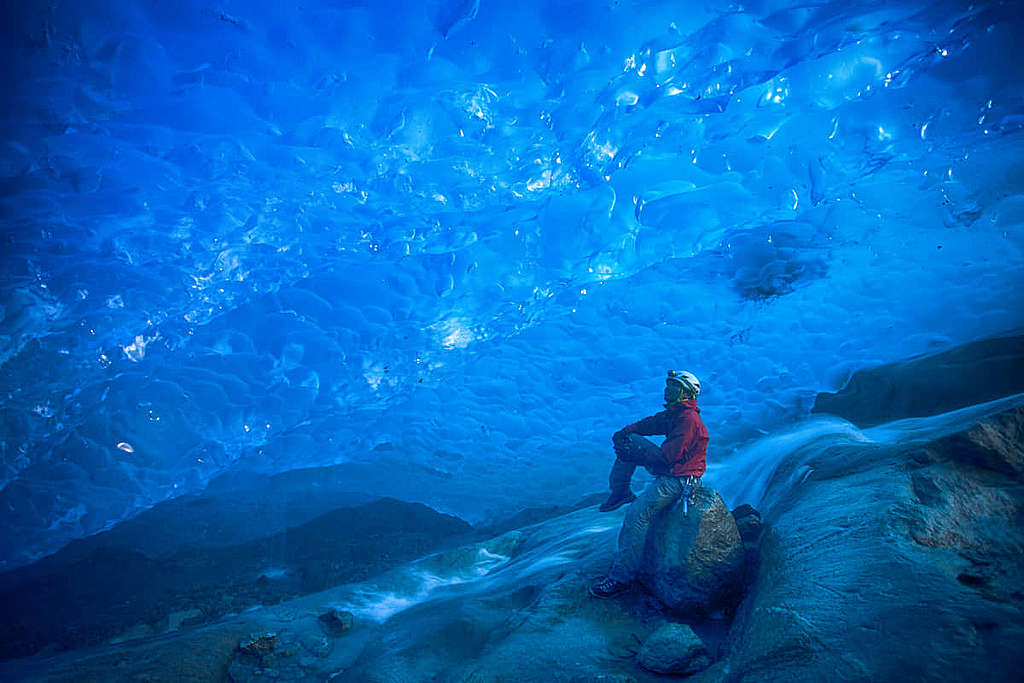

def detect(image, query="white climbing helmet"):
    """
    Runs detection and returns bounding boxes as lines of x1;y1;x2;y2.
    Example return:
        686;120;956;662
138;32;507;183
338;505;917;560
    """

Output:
667;370;701;399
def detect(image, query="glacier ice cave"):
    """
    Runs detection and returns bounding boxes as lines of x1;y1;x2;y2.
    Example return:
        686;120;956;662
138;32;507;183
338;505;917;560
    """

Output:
1;0;1023;678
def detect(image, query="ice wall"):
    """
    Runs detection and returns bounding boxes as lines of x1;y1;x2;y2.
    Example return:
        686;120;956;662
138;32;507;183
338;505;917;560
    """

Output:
1;0;1022;568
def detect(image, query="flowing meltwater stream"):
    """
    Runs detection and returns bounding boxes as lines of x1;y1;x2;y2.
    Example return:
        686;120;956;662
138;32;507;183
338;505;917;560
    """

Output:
715;392;1024;518
314;509;623;625
324;392;1024;627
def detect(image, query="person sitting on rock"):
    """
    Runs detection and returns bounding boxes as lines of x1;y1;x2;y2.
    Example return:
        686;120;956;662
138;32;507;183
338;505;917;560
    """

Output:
591;370;709;598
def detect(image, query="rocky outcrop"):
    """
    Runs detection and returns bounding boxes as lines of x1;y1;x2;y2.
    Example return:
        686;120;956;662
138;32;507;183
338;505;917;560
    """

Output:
639;487;746;615
717;404;1024;682
812;333;1024;427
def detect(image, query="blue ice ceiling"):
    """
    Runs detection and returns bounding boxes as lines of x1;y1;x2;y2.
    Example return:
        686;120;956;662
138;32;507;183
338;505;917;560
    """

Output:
1;0;1022;568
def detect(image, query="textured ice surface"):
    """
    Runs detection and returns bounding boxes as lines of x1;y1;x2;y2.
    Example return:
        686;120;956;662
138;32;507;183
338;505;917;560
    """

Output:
1;0;1023;568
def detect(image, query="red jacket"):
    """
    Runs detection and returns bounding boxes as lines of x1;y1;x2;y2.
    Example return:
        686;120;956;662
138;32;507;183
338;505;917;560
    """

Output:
617;399;708;477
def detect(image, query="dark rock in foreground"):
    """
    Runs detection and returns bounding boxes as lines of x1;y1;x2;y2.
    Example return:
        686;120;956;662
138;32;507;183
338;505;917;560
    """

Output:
640;487;745;615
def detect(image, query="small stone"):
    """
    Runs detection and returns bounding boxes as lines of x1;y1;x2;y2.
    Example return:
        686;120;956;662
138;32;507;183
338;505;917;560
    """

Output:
637;623;712;675
732;503;757;517
732;504;763;544
240;632;277;657
318;608;355;633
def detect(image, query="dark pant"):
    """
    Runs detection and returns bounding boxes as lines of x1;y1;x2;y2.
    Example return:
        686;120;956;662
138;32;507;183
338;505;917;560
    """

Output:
609;434;668;495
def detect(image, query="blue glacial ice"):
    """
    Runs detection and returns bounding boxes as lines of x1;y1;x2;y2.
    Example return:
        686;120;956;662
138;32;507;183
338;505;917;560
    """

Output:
1;0;1023;569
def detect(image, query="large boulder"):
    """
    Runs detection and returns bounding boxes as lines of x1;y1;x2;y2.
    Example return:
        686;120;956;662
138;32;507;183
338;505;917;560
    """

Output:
639;487;745;614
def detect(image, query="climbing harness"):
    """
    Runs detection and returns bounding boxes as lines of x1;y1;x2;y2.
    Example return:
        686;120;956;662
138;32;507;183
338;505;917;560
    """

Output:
680;475;701;517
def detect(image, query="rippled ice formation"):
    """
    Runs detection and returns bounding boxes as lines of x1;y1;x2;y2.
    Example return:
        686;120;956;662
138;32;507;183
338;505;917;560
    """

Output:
1;0;1022;568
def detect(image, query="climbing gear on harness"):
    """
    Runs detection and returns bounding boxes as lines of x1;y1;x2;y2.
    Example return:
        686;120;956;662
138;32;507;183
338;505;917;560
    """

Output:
679;475;701;518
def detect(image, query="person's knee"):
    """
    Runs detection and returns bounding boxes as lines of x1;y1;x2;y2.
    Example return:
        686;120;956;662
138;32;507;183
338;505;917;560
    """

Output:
628;434;657;451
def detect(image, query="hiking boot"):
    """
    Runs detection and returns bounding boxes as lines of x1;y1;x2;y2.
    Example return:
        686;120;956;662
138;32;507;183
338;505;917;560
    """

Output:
589;576;630;598
599;491;636;512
